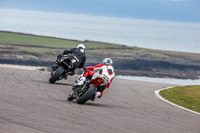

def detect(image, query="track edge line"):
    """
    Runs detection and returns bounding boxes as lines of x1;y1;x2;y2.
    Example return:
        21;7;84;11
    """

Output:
154;87;200;116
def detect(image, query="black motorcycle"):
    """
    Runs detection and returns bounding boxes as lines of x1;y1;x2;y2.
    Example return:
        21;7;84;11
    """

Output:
49;55;73;84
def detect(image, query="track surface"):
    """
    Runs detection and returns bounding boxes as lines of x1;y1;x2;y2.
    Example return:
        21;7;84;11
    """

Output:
0;67;199;133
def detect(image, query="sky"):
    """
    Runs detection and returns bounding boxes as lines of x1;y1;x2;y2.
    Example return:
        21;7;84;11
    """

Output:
0;0;200;22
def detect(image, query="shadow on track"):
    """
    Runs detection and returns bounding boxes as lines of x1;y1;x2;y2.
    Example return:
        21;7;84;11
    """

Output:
53;82;74;87
40;80;74;87
60;100;116;108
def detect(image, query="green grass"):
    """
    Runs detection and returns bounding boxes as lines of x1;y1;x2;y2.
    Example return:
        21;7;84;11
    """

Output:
1;31;200;79
1;31;200;65
0;31;124;61
160;85;200;113
0;32;120;48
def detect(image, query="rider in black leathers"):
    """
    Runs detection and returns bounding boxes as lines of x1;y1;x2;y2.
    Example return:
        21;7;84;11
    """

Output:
53;44;86;76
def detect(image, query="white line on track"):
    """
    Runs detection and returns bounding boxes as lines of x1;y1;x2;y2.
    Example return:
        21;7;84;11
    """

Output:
0;64;47;70
154;87;200;116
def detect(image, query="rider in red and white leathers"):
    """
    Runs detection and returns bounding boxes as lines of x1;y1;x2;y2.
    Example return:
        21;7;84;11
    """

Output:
76;58;115;98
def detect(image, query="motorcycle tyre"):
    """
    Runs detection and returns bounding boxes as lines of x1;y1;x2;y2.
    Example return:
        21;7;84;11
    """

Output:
49;66;65;84
76;84;96;104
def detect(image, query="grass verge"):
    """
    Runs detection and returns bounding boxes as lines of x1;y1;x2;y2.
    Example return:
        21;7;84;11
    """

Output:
0;31;121;48
160;85;200;113
1;31;200;79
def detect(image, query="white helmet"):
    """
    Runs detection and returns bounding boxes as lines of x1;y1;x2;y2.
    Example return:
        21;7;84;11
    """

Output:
102;58;113;66
77;44;86;49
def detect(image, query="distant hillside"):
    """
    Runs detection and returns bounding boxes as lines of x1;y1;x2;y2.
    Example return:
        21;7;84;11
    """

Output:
1;31;200;79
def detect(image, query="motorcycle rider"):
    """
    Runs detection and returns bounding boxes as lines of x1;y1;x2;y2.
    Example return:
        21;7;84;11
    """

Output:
76;58;115;99
52;44;86;76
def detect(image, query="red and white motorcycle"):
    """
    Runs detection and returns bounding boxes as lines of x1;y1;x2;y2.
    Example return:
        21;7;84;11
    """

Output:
67;71;109;104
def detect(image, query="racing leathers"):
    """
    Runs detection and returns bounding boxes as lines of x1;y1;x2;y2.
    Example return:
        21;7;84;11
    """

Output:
55;47;86;75
83;64;115;98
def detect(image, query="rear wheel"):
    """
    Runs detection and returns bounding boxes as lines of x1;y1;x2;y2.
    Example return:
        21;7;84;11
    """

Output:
76;84;96;104
49;66;65;84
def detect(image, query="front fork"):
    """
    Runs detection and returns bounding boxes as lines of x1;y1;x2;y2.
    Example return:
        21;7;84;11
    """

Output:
71;83;86;99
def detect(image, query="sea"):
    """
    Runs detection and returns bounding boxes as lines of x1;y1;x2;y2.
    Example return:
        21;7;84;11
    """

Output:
115;76;200;85
0;9;200;85
1;9;200;53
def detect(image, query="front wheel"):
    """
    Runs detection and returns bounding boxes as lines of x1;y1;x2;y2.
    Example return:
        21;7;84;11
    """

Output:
76;84;96;104
49;66;65;84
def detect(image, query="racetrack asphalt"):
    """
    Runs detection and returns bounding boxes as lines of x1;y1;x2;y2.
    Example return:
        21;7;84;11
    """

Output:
0;67;200;133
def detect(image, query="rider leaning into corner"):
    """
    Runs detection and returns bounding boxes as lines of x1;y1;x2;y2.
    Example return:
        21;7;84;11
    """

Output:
52;44;86;76
76;58;115;99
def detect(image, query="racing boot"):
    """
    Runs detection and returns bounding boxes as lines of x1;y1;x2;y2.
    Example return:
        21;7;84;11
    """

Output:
68;70;75;76
65;71;75;79
90;92;101;101
75;77;86;86
96;91;101;98
67;92;74;101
